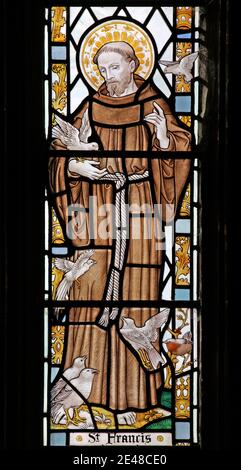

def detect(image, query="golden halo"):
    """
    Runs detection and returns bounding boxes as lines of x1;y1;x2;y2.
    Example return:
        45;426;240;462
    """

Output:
79;20;155;90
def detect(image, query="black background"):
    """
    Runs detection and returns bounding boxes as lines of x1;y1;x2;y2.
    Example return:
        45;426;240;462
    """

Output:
1;0;241;465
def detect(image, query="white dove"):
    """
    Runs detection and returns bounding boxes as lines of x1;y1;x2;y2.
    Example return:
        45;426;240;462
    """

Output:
54;250;95;317
51;355;87;402
120;308;170;370
51;367;98;425
159;52;198;82
52;110;99;150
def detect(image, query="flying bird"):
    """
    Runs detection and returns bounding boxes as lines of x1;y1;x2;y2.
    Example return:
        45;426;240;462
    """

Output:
52;111;99;150
51;367;98;425
54;250;95;317
51;355;87;403
120;308;170;370
159;52;198;82
164;331;192;356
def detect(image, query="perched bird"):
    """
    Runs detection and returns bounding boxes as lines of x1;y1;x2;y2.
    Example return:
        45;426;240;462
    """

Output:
52;111;99;150
164;331;192;356
54;250;95;317
51;355;87;402
120;309;170;370
159;52;198;82
51;367;98;425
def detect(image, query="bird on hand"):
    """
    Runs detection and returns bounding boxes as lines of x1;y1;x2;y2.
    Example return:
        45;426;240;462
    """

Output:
159;52;198;82
54;250;96;318
51;355;87;403
164;331;193;356
51;367;98;426
52;111;99;150
120;308;170;370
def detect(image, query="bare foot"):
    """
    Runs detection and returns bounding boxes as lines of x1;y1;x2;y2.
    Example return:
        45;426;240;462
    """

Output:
98;309;109;327
110;307;119;320
117;411;136;425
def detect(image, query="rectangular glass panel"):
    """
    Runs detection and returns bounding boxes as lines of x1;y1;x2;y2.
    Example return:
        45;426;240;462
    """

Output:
44;2;204;448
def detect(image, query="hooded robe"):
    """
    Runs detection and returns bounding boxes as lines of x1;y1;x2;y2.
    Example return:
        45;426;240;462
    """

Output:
49;75;191;410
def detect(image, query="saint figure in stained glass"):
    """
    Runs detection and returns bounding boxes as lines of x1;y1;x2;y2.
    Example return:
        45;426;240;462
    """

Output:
49;31;191;426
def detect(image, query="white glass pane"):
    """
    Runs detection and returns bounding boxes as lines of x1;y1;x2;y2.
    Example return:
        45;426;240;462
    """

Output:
45;255;49;291
193;409;198;443
165;225;173;262
44;81;49;139
162;277;172;300
51;368;59;383
194;41;200;78
194;81;199;116
193;371;198;406
163;262;170;281
163;318;173;343
153;70;171;98
70;42;78;84
126;6;153;23
161;7;174;26
193;207;198;245
44;26;48;76
200;84;208;118
70;7;82;25
117;9;127;17
193;308;198;363
146;10;172;53
44;308;48;359
193;250;198;300
91;7;118;20
70;79;89;114
194;119;199;143
159;43;174;85
160;42;174;62
71;9;94;45
43;417;47;446
195;7;200;28
193;171;198;203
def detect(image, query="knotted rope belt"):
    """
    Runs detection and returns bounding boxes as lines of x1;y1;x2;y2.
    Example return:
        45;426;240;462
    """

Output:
98;170;149;327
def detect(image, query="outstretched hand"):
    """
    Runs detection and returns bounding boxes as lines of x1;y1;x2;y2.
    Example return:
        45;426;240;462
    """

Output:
144;101;170;149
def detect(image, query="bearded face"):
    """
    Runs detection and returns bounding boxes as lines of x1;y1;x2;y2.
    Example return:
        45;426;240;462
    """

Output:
98;51;135;97
106;74;132;97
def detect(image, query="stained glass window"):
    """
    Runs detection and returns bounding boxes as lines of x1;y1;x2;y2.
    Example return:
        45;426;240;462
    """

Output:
44;2;207;448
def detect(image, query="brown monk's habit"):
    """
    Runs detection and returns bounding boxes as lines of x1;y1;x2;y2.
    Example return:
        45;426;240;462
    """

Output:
49;76;191;411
